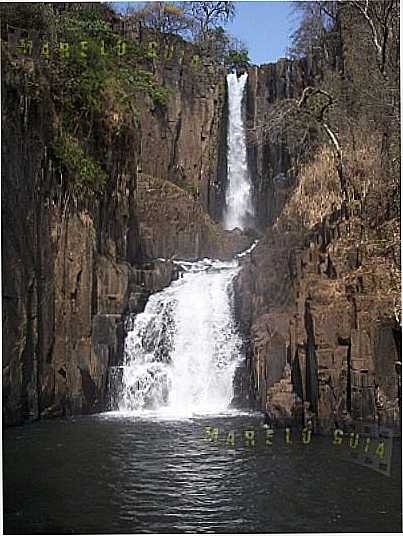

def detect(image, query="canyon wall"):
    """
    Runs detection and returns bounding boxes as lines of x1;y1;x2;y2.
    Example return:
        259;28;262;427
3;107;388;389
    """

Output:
236;209;400;430
246;59;314;229
3;6;400;431
237;47;401;430
138;44;229;220
2;35;248;425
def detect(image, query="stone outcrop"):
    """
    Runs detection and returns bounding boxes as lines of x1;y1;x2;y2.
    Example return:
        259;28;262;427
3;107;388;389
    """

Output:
236;203;401;432
138;43;228;220
136;174;251;260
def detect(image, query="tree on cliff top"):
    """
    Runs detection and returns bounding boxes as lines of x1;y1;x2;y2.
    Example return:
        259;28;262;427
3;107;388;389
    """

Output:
127;2;194;36
347;0;399;78
188;1;235;40
289;0;339;61
224;39;250;70
124;1;243;66
125;1;235;42
290;0;399;80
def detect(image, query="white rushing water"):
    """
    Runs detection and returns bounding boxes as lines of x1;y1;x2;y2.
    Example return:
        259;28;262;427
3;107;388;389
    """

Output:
114;259;243;417
109;74;258;419
224;72;254;231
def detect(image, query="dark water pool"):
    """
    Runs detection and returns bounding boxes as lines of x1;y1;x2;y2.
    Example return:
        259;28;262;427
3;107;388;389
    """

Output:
3;412;402;533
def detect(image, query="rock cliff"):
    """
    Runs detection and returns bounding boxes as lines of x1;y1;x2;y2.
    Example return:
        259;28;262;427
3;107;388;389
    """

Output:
237;211;400;430
236;124;400;432
2;5;400;432
1;29;247;425
234;15;400;432
246;59;316;229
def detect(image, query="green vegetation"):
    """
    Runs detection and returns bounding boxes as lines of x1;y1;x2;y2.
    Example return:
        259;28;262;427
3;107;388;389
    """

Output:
1;2;174;200
124;1;248;67
127;1;235;41
224;48;250;70
52;134;107;197
119;68;171;107
54;7;171;123
1;1;248;202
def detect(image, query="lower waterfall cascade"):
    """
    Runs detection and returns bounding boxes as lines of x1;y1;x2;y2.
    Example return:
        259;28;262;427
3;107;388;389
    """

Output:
110;256;250;417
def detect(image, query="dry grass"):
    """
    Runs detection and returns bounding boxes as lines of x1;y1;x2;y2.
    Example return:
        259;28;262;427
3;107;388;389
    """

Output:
344;130;383;197
279;145;343;229
278;127;399;232
344;128;400;230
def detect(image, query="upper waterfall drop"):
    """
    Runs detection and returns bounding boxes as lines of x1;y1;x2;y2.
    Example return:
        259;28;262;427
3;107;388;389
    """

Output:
224;72;254;231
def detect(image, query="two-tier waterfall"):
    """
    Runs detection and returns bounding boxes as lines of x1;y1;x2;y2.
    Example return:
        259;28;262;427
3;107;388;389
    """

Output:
224;72;254;231
110;73;255;418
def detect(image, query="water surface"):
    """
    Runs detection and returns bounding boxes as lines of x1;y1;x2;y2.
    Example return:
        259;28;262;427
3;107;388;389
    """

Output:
3;412;402;533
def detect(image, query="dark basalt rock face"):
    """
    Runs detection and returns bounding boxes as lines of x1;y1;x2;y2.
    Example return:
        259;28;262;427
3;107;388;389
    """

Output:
1;40;247;425
3;22;399;432
235;53;400;432
135;40;230;222
235;208;401;431
246;59;316;230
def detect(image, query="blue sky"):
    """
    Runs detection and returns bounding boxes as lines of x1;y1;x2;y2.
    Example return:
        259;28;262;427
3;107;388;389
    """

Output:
227;1;296;64
111;1;297;65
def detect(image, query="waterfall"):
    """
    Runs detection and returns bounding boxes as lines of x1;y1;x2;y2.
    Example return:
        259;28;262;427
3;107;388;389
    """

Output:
224;72;254;231
112;259;243;417
107;74;258;419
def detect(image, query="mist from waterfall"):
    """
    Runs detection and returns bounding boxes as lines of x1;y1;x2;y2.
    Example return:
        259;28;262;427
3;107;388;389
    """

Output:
224;72;254;231
112;259;243;417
